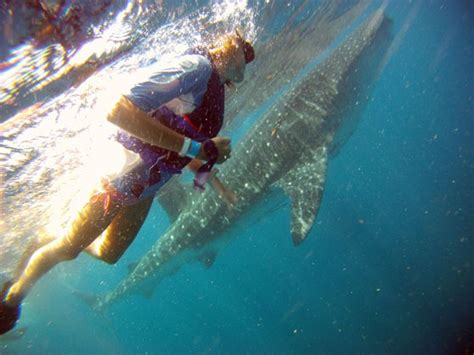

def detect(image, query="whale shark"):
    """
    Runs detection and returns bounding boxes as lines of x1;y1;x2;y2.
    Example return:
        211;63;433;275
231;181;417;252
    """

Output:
94;6;393;308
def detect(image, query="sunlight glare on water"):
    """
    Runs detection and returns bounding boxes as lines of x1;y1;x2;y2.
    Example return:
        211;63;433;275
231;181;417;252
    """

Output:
0;0;258;274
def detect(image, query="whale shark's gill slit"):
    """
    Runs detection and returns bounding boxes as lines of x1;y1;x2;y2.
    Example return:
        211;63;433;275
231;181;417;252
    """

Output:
296;96;324;112
285;105;305;120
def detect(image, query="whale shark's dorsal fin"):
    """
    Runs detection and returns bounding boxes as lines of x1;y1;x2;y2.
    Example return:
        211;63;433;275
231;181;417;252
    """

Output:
274;146;328;245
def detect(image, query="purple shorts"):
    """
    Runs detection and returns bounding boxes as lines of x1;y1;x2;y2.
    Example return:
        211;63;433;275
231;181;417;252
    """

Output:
107;160;174;206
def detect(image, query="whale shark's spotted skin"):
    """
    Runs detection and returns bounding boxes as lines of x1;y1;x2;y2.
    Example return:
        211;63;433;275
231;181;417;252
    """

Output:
97;7;391;309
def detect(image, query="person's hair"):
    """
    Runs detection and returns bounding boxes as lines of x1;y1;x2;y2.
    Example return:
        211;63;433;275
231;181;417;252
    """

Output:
209;34;239;62
209;30;254;64
208;31;254;88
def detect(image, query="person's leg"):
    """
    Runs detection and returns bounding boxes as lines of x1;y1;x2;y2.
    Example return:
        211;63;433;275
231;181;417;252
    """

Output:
12;232;56;280
4;192;122;307
85;196;153;264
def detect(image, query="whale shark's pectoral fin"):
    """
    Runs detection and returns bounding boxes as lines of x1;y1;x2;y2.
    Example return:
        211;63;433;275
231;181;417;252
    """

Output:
274;147;328;246
140;284;155;299
155;177;191;222
198;251;217;268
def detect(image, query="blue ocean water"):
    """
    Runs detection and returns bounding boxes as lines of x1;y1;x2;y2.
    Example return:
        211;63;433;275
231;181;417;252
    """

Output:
1;0;473;354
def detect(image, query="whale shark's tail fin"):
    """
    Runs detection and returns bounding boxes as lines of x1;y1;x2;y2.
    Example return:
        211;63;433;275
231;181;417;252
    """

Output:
0;326;28;342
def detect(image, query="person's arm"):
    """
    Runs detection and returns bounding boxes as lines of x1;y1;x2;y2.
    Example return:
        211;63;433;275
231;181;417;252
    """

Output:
108;55;231;161
108;96;232;162
108;95;185;153
109;54;210;152
108;95;232;162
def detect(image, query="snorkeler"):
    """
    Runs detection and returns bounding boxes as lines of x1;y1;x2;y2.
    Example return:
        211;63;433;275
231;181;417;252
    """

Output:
0;29;255;335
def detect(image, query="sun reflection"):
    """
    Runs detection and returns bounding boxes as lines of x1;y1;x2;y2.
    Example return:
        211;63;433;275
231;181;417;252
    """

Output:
44;137;131;239
0;1;139;114
0;0;258;273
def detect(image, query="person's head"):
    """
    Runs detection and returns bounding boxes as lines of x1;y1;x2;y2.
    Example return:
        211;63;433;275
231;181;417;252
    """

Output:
209;29;255;85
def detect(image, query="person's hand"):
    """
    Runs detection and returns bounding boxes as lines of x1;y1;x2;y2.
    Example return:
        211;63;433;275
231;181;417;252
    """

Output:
220;187;238;207
197;136;231;164
209;169;239;207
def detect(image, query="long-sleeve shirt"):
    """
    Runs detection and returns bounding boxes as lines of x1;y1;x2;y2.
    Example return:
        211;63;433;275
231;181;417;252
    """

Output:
125;54;213;116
